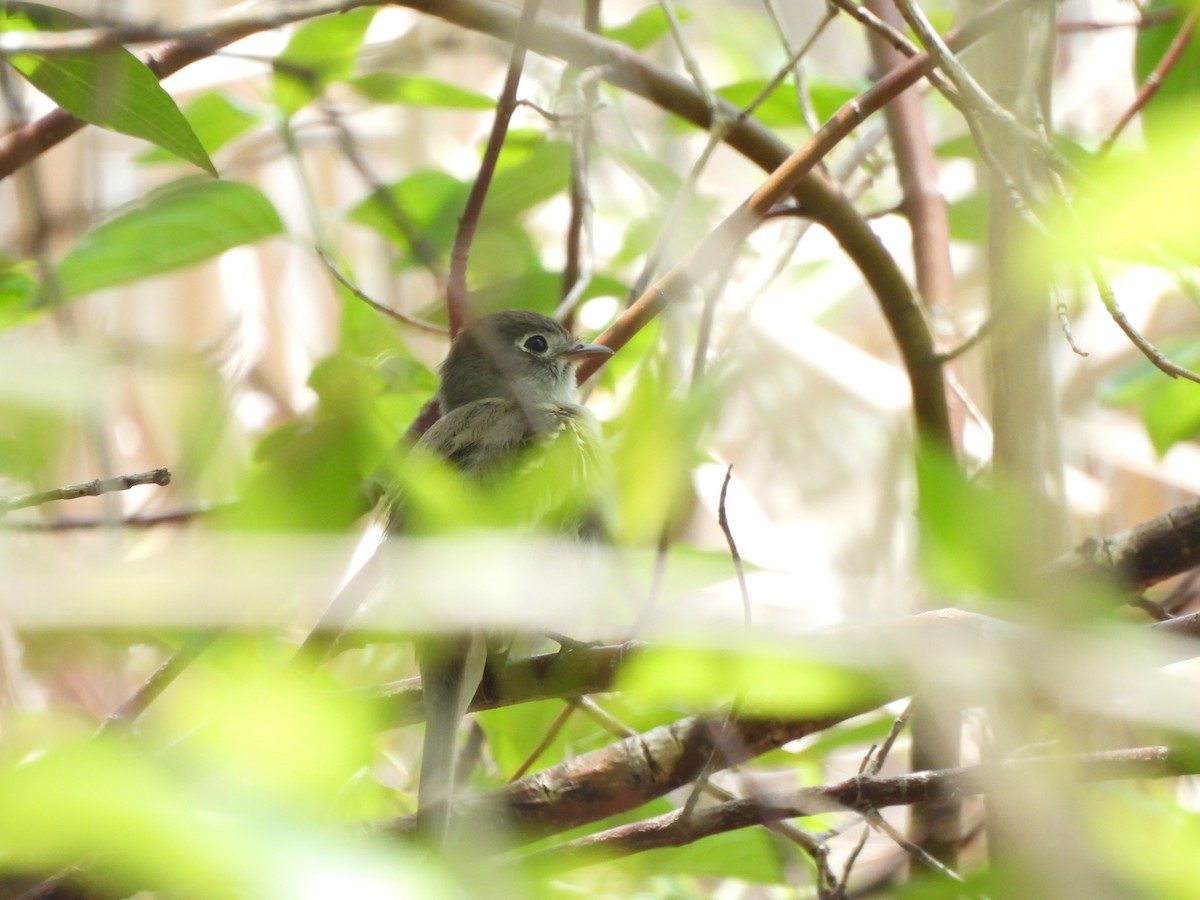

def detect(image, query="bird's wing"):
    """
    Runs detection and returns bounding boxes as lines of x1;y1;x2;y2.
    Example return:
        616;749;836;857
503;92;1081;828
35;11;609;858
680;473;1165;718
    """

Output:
417;398;543;475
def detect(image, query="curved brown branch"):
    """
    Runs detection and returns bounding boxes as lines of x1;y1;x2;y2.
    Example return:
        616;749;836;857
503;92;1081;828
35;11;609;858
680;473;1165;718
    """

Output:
1059;498;1200;595
517;746;1186;874
381;712;852;841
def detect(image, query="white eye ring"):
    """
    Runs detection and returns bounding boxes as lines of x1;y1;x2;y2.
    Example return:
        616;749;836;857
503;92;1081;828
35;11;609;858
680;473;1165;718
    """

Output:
522;334;550;354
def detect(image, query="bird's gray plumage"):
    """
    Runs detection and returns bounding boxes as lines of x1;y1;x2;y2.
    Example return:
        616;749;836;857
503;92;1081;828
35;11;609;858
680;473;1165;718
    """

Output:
407;310;611;845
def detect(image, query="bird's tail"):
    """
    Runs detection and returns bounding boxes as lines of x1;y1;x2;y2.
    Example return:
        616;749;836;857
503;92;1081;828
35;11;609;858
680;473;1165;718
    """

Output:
416;633;488;846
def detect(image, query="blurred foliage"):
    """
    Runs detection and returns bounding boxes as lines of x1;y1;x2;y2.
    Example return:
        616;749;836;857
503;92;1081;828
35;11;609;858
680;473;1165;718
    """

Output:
1102;338;1200;455
1;0;1199;897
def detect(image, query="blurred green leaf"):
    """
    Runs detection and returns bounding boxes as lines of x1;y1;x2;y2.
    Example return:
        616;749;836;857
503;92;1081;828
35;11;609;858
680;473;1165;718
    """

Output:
468;270;627;318
157;643;382;811
1048;115;1200;267
627;829;787;883
947;190;987;244
1135;0;1200;152
0;736;247;898
603;4;692;50
715;80;805;128
485;134;572;222
808;77;870;123
916;445;1034;599
616;641;889;717
346;170;469;265
608;369;712;544
136;90;261;164
0;3;214;175
479;699;609;780
1101;340;1200;455
55;179;283;297
348;72;493;109
272;7;376;116
219;353;396;531
0;256;39;329
1088;787;1200;899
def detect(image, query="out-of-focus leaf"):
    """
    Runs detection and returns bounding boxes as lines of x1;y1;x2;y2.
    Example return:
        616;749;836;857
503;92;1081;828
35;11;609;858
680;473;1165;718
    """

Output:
219;353;398;532
1087;787;1200;898
608;369;712;544
605;145;684;199
468;269;627;318
1135;0;1200;152
1101;340;1200;455
136;91;261;164
346;170;469;265
916;445;1034;600
715;79;805;128
0;736;247;897
623;828;788;883
808;78;869;123
156;643;382;810
0;3;214;175
272;7;375;115
948;191;987;244
0;257;39;329
603;4;692;50
1048;114;1200;267
348;72;492;109
55;179;283;298
616;641;890;718
485;134;572;222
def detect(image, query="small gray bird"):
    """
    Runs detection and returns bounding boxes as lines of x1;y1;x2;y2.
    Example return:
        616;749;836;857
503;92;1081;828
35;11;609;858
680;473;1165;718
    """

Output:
403;309;612;844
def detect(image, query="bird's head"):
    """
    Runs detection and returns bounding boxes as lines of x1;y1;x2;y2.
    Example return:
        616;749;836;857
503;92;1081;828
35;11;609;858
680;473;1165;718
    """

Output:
436;310;612;413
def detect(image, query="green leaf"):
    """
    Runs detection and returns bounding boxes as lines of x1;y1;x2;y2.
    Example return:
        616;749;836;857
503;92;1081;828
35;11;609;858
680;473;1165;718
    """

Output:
1101;340;1200;455
915;445;1034;599
272;8;376;116
603;4;692;50
484;134;572;222
947;190;987;244
616;641;890;718
1044;115;1200;268
348;72;493;109
55;179;283;298
715;79;806;128
1142;377;1200;455
629;829;788;884
0;3;214;175
136;90;261;164
1134;0;1200;152
0;256;39;329
346;170;469;264
808;77;870;123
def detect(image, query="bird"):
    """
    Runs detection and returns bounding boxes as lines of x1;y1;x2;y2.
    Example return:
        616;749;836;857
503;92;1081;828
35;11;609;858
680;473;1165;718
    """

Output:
396;309;612;845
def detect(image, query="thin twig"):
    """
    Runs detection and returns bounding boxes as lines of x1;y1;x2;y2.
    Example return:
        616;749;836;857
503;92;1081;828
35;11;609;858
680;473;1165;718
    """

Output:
866;811;968;884
0;467;171;513
445;0;544;334
1099;11;1197;154
97;630;221;733
314;246;448;334
508;700;579;782
717;464;752;627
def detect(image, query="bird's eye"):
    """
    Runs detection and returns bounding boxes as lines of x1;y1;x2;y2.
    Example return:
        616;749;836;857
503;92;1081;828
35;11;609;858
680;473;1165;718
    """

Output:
523;334;549;354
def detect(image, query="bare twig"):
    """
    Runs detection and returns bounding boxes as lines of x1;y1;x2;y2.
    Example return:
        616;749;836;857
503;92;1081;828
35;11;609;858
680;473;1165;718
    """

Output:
445;0;543;334
0;467;170;513
314;246;448;334
1099;11;1197;154
508;700;579;782
717;465;752;627
97;631;221;733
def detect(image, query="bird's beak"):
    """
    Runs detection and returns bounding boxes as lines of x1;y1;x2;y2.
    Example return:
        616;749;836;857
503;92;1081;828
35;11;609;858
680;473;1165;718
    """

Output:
560;341;613;361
